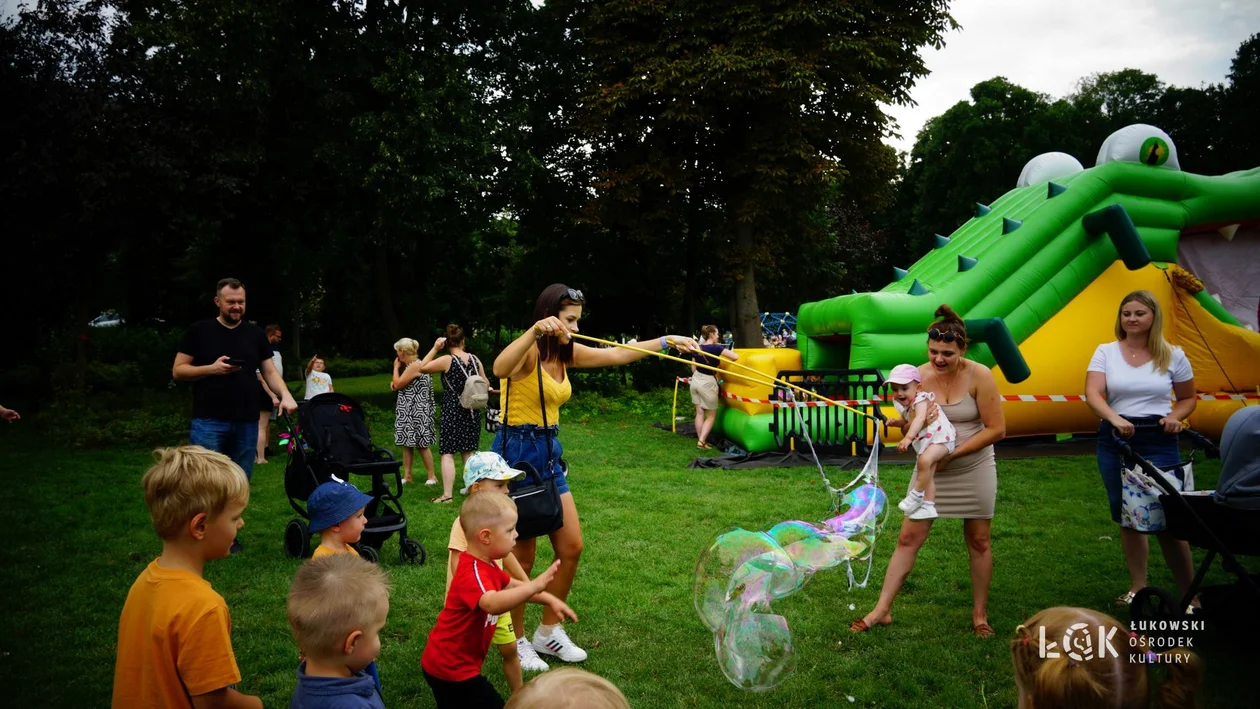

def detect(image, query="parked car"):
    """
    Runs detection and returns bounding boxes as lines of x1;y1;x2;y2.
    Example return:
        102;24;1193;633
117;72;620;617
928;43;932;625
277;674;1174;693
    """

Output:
89;311;124;327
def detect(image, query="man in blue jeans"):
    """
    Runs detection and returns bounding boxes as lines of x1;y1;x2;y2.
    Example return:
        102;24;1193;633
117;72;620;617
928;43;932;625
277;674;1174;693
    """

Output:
172;277;297;552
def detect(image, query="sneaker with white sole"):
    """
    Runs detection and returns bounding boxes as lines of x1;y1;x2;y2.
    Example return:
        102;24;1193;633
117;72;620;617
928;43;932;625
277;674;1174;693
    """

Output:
532;626;588;662
898;494;924;513
516;636;549;672
908;502;938;521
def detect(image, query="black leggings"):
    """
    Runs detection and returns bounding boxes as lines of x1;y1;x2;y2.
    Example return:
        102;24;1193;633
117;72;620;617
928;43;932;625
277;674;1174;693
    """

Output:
423;670;503;709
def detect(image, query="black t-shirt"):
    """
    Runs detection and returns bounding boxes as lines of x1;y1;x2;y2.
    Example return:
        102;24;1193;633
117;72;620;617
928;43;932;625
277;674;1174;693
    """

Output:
177;319;273;422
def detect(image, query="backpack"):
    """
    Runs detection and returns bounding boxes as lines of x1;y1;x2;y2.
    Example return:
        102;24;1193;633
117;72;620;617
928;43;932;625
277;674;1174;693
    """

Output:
454;355;489;410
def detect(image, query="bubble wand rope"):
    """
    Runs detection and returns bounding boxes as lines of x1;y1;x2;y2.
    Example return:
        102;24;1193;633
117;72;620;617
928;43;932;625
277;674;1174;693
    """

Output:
565;332;876;421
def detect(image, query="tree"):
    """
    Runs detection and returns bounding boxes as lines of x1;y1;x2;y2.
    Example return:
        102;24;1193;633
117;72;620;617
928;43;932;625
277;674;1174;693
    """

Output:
574;0;954;346
1222;33;1260;170
896;77;1095;246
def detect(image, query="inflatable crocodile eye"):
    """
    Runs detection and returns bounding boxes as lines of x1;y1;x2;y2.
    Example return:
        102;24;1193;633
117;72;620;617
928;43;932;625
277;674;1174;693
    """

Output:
1096;124;1180;170
1016;152;1084;188
1140;136;1171;166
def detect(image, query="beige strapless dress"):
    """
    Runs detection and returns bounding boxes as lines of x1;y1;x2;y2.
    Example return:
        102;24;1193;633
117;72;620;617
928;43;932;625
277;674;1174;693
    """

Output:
907;392;996;519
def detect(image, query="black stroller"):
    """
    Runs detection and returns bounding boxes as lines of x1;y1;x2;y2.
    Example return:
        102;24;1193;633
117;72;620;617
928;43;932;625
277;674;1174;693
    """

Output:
1115;409;1260;623
282;393;426;565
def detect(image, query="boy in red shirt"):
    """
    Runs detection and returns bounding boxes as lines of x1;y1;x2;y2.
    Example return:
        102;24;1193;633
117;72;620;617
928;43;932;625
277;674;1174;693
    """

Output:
421;492;577;708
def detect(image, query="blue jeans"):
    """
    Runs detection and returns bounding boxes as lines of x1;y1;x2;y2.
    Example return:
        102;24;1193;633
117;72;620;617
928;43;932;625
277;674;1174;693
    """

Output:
493;424;569;495
190;418;257;480
1096;416;1180;523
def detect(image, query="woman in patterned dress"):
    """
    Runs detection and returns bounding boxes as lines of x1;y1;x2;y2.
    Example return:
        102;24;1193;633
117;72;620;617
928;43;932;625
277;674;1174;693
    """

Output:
390;337;437;488
416;323;484;503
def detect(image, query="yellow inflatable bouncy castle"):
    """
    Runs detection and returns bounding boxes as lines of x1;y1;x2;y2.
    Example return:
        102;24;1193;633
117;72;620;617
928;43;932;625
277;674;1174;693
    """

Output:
717;125;1260;452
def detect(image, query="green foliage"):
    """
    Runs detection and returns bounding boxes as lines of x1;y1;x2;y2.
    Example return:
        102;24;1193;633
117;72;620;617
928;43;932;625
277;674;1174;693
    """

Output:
32;391;189;449
320;357;394;380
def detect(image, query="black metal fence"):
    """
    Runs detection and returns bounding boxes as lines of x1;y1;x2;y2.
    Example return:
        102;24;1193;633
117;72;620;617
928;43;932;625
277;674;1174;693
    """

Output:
769;368;887;454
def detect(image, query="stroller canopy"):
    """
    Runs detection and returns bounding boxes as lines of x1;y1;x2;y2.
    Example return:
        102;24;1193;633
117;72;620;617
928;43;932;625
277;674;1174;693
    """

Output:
1216;406;1260;510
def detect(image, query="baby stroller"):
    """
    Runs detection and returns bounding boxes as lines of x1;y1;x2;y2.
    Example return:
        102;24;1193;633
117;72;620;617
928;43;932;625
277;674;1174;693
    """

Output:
1114;410;1260;624
282;392;426;565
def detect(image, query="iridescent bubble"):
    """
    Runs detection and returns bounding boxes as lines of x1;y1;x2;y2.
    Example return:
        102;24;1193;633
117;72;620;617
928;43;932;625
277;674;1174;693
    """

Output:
715;604;796;691
696;460;888;691
694;529;797;631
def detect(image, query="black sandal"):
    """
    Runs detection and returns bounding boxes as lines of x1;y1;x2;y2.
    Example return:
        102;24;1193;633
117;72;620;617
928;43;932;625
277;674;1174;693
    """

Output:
430;495;453;504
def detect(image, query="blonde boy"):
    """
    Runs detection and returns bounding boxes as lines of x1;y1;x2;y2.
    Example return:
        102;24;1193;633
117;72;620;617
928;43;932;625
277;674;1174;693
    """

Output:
308;479;374;558
422;486;578;709
447;453;546;692
112;446;261;709
504;668;630;709
287;555;390;708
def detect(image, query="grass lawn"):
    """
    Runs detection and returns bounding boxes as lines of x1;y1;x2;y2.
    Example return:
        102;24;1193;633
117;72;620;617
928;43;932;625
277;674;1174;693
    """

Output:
0;376;1251;707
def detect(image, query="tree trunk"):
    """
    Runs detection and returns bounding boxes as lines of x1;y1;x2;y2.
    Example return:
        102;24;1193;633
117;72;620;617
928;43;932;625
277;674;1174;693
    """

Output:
291;289;302;367
373;245;402;341
681;198;699;334
74;300;90;394
732;222;762;348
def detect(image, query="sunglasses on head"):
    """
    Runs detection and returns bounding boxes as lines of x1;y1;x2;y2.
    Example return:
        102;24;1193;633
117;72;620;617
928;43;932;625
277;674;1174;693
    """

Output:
560;288;585;305
928;328;960;343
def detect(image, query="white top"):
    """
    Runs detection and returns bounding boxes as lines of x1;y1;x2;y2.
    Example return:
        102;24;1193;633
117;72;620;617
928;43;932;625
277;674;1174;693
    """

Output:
894;391;957;453
1087;341;1193;418
304;371;333;399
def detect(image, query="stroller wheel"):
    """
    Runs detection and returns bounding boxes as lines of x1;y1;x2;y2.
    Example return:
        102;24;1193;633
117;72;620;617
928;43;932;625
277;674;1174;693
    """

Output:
401;538;427;566
355;543;380;564
1131;586;1183;623
283;519;310;560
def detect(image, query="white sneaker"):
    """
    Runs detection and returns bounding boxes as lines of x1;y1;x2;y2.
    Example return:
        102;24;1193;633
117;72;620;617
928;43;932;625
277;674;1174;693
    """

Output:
533;626;588;662
516;637;549;672
909;502;938;521
898;494;924;513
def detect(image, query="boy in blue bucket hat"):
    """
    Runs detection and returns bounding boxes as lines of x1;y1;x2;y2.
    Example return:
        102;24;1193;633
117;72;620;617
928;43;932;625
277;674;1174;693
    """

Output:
309;478;374;560
302;478;382;695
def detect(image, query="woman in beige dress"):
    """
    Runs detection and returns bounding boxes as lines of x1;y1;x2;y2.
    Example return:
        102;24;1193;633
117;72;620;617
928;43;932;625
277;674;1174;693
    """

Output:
851;304;1006;638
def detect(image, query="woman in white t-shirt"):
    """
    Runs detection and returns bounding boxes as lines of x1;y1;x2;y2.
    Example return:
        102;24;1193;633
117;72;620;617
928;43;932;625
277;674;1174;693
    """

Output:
1085;290;1198;608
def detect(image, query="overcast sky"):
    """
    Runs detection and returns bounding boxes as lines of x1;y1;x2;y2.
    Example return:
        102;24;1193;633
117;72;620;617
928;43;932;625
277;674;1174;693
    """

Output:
882;0;1260;153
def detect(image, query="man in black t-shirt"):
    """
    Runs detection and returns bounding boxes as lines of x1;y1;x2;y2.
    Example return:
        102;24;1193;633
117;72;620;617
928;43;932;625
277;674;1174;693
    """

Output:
173;278;297;485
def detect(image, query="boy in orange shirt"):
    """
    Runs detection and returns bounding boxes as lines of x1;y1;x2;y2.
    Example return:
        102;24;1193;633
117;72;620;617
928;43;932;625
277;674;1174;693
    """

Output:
112;446;261;709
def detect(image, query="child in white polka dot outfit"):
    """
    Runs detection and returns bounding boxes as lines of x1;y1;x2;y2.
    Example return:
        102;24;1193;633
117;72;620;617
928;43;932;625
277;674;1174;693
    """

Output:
887;364;956;520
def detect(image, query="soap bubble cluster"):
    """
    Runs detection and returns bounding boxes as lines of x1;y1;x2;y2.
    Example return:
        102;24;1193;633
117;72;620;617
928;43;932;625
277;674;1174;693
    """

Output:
695;471;887;691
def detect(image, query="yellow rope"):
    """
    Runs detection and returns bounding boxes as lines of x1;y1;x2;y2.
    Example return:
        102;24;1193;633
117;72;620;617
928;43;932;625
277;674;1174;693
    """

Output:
566;332;875;420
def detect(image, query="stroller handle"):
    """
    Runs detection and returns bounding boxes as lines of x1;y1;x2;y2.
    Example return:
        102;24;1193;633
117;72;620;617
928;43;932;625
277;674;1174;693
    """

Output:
1111;422;1219;458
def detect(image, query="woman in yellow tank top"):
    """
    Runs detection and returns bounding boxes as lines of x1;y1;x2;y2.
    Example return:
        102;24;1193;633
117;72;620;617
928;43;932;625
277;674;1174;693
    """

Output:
491;283;697;667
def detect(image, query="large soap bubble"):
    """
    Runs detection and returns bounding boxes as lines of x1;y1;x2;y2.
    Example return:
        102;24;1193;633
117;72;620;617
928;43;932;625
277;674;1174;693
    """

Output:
695;447;888;691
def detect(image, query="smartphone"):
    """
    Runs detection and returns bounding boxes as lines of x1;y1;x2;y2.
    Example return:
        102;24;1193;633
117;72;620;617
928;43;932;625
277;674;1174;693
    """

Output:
227;358;245;367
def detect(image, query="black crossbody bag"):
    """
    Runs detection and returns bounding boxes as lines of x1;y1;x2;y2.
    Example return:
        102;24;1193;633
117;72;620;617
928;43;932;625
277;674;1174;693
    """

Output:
504;362;565;540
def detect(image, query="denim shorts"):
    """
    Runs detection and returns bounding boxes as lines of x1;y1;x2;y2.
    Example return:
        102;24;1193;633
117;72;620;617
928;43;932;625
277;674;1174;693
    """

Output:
493;424;570;496
1096;416;1181;523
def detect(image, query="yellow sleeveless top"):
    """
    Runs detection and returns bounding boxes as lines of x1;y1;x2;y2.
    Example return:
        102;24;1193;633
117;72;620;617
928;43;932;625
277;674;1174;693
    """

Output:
503;359;572;426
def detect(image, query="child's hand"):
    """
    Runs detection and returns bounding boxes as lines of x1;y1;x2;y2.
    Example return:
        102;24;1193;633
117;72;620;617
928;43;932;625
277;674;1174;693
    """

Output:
532;559;561;591
887;417;906;429
897;438;911;453
547;598;578;624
